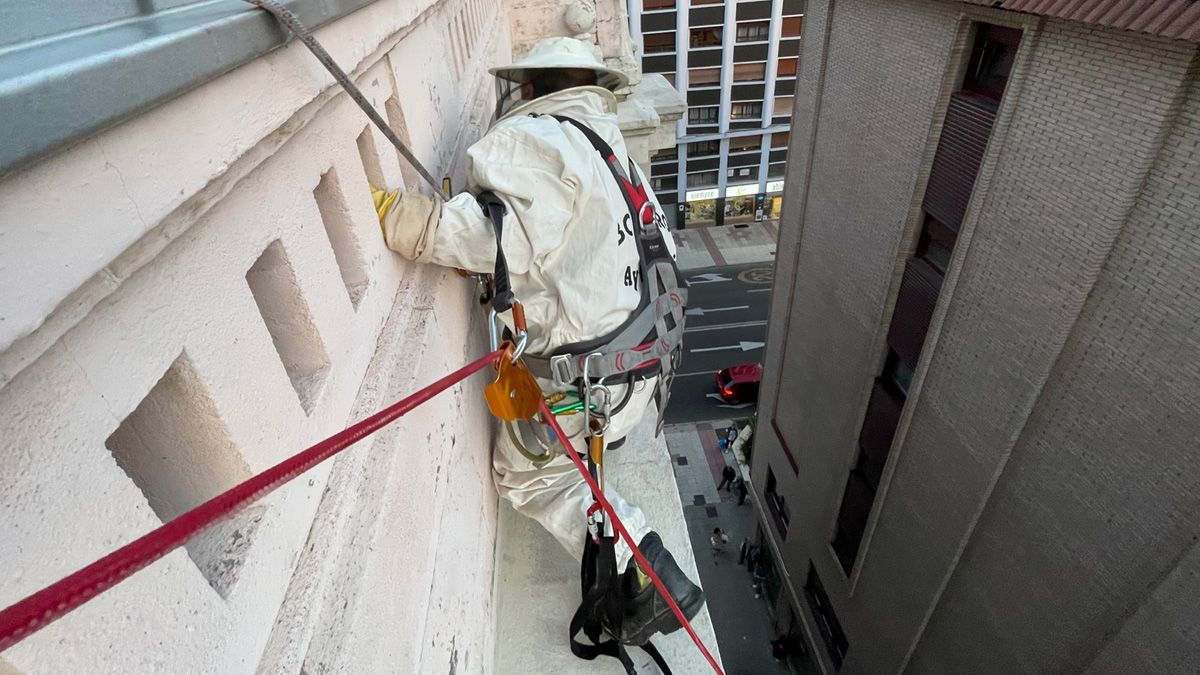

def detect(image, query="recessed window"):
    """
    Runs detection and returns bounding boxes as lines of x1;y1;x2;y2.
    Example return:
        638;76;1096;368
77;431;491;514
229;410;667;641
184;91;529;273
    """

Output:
730;102;763;120
688;106;720;124
313;167;369;309
735;21;770;42
768;162;787;178
688;140;720;157
777;57;798;78
804;565;848;669
765;467;790;538
962;23;1022;101
643;0;675;9
774;96;795;118
690;27;722;48
732;62;766;82
644;32;675;53
105;353;263;598
772;131;790;148
689;67;721;87
245;240;331;415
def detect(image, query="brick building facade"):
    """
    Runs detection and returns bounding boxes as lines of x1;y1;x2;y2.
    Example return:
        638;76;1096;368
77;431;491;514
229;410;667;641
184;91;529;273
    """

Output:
749;0;1200;672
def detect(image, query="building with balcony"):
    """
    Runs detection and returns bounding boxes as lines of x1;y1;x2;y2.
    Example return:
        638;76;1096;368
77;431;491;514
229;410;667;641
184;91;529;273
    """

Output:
629;0;805;227
749;0;1200;672
0;1;718;673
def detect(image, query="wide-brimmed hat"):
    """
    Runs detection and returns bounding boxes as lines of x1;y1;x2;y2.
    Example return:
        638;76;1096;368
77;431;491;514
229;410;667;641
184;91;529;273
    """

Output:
490;37;629;91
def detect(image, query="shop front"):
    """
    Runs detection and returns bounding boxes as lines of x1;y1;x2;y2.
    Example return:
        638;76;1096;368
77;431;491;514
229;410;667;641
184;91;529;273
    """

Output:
682;188;719;227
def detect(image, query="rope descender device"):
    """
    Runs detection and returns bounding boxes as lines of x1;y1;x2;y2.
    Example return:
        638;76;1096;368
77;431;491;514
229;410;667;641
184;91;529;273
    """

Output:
484;305;539;421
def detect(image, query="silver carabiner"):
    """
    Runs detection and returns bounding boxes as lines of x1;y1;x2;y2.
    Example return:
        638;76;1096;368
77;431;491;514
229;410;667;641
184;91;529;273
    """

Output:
582;353;612;435
489;308;529;362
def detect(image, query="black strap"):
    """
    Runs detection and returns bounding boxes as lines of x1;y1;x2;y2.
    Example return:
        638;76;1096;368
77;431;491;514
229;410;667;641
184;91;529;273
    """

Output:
569;533;674;675
476;191;514;314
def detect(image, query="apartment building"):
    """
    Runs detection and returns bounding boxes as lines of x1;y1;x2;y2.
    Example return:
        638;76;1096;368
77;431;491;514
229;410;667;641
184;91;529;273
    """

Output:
628;0;805;227
749;0;1200;672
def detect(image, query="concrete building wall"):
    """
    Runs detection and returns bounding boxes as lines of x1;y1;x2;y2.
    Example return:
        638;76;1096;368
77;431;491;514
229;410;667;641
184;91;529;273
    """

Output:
751;0;1200;673
0;1;508;672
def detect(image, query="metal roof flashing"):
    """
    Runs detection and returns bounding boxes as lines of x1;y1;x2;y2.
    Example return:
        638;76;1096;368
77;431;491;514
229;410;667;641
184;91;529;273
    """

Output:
0;0;376;179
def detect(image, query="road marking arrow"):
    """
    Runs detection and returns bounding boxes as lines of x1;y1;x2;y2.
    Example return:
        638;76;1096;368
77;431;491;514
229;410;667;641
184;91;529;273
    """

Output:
684;304;749;317
690;341;765;353
705;393;756;409
687;273;731;285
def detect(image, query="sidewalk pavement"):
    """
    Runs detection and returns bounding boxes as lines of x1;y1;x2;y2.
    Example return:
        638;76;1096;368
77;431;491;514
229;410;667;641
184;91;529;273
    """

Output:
672;221;780;270
664;420;813;675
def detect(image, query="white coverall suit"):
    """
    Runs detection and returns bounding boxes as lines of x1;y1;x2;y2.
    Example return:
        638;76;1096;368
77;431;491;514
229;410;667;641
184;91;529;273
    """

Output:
381;86;676;567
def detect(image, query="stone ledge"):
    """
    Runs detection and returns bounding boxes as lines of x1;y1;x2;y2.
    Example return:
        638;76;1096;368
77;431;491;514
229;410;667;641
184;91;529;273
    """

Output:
493;412;723;673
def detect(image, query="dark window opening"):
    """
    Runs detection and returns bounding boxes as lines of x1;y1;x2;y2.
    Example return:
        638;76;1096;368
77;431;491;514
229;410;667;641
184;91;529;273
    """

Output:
643;32;675;53
962;23;1021;101
881;349;914;397
690;27;722;48
804;565;848;669
765;467;790;538
688;140;720;157
652;147;678;163
643;0;675;9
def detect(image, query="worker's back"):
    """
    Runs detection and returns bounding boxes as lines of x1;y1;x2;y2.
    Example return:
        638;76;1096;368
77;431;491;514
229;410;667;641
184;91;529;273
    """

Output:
463;86;675;357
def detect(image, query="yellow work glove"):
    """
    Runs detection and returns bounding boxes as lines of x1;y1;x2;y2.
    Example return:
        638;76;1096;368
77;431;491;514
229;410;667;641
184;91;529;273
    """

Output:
369;184;441;262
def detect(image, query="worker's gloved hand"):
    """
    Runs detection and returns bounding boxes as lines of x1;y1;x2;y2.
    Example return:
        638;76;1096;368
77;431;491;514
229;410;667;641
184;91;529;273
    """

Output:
371;185;440;262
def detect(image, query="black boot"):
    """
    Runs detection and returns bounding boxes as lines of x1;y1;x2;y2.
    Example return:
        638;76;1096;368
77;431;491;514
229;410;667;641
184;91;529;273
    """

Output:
616;531;706;646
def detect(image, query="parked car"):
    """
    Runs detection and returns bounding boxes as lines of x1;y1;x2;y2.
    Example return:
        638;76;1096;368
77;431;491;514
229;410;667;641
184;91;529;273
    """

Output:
714;363;762;404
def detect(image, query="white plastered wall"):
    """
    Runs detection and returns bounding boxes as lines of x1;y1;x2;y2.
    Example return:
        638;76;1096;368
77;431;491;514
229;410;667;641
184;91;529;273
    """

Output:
0;0;509;672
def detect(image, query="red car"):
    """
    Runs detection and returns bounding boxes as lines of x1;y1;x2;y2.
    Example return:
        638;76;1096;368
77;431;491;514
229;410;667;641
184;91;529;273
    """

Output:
715;363;763;404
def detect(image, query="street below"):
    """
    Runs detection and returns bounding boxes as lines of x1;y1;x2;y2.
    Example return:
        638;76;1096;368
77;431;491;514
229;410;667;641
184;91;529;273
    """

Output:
667;262;775;424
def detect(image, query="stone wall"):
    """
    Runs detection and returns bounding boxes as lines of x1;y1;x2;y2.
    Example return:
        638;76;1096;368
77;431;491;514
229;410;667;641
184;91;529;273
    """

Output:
0;1;509;672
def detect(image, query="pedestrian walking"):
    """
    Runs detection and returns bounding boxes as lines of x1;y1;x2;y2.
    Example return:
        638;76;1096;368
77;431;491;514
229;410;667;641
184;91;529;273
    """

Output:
734;477;748;505
710;527;729;564
717;465;737;491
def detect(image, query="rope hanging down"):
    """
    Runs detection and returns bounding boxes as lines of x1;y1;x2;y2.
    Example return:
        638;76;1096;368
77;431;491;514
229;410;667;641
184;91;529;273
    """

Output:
244;0;450;201
0;349;504;652
540;401;726;675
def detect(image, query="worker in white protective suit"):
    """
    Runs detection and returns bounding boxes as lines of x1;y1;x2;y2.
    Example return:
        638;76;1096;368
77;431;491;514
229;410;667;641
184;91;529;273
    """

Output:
374;37;704;647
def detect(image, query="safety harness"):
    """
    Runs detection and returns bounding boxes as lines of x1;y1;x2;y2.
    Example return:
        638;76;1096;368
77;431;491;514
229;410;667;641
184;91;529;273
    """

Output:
474;115;689;673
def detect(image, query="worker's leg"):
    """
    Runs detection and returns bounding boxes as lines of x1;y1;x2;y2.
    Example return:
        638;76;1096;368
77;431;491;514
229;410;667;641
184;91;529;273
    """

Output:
492;379;657;568
493;428;650;569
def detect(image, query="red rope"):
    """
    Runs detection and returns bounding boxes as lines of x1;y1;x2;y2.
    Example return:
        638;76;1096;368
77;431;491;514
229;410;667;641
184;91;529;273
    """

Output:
539;401;726;675
0;348;504;651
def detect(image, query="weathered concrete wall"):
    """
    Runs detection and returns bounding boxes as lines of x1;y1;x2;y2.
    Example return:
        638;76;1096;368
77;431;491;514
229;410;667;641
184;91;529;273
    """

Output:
753;0;1200;673
0;0;508;672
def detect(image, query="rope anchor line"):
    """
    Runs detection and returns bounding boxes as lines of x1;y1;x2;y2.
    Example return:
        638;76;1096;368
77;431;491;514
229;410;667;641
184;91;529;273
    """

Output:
244;0;450;201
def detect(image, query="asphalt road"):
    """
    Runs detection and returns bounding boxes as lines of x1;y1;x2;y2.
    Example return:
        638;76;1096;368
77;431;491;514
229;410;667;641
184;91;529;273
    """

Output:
665;262;775;424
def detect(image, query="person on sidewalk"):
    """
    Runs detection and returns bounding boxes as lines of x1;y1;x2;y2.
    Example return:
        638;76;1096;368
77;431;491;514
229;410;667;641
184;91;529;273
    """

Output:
373;36;703;646
734;477;748;505
711;527;729;565
717;464;737;491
